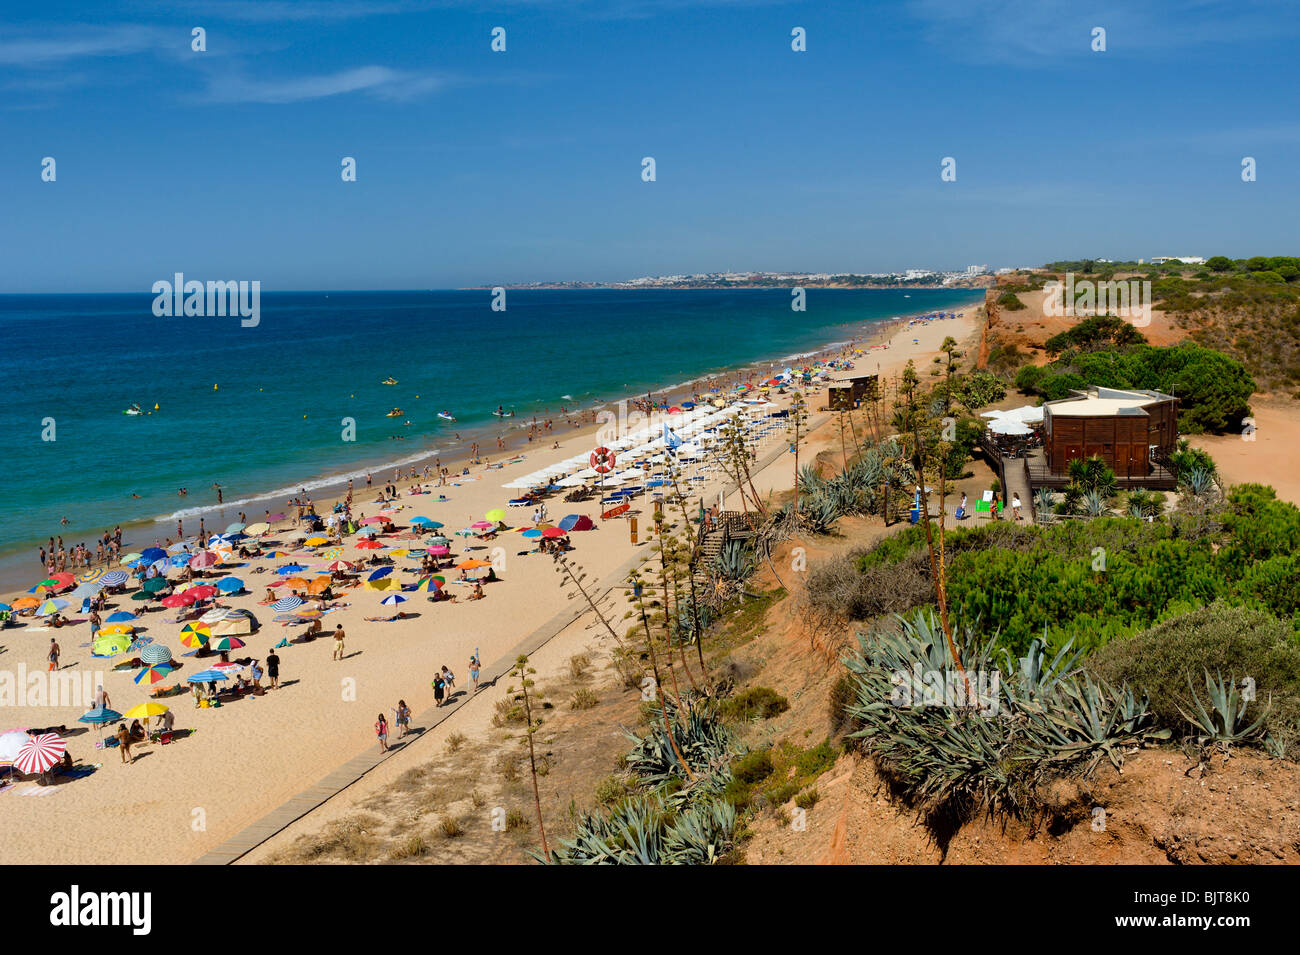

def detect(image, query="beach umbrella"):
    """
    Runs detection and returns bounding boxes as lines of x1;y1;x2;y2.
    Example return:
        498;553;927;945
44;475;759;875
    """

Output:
485;509;506;523
427;545;450;555
307;576;332;595
427;535;450;545
295;608;322;619
140;644;173;665
360;516;387;525
409;516;435;526
134;663;174;685
457;559;492;570
123;702;171;719
160;593;195;608
387;548;410;558
179;628;211;650
454;528;476;537
130;591;154;602
304;536;330;547
471;521;493;530
142;577;169;593
366;577;397;592
11;596;40;610
105;611;138;623
199;608;234;623
520;528;542;538
271;595;304;612
77;568;107;585
244;522;270;536
379;594;407;606
99;623;135;637
140;547;167;563
276;564;307;575
78;707;122;739
0;729;31;764
320;561;352;572
217;577;244;593
282;576;310;589
542;528;567;539
187;584;219;600
413;577;443;592
187;670;229;684
100;570;129;587
0;603;9;613
168;541;193;553
267;513;286;523
14;734;66;774
367;567;394;581
36;599;68;616
273;613;304;624
207;635;245;652
559;514;594;532
189;552;218;569
355;539;383;550
224;522;246;535
319;548;343;560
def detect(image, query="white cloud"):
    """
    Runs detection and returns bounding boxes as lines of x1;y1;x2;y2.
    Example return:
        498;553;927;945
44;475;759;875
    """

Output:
200;65;450;103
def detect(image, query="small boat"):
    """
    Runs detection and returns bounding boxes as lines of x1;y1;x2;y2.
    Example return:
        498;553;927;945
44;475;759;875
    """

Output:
492;409;514;418
385;408;404;418
437;411;456;422
382;377;398;385
123;403;143;416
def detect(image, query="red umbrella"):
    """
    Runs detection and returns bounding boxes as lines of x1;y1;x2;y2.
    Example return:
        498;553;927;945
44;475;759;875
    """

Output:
186;585;219;600
542;528;567;538
189;552;218;568
160;593;196;608
355;539;383;550
14;733;66;774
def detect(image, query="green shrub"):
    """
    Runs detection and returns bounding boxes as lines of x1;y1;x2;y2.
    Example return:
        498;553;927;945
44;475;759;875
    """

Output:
721;686;790;723
731;748;774;785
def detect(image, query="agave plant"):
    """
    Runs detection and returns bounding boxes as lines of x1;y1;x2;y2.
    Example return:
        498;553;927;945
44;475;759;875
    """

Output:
1081;488;1110;517
1033;487;1055;523
541;790;736;865
712;538;755;582
624;696;734;786
1178;670;1270;749
1181;466;1216;499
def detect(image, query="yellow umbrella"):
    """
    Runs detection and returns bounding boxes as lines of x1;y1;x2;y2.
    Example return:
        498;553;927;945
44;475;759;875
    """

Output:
485;509;506;522
244;522;270;535
99;623;135;636
304;536;329;547
387;548;410;558
123;702;170;719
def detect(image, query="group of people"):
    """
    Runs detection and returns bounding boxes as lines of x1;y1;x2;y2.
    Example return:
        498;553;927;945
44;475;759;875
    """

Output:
955;491;1023;521
372;656;482;752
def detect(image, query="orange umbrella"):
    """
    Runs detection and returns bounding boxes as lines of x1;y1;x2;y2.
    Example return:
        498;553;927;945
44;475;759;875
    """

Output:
456;559;492;570
283;576;310;589
307;576;333;594
12;596;40;610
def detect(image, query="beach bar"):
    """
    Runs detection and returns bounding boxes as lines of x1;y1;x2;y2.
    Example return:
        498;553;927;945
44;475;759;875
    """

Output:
1028;386;1178;487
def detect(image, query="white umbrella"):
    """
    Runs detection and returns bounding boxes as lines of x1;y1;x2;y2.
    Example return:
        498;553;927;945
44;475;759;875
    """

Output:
988;419;1032;436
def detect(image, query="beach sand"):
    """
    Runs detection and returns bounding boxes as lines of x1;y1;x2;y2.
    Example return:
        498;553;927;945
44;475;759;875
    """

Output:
0;306;979;865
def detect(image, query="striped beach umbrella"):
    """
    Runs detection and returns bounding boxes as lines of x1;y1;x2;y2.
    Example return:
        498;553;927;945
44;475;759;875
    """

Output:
99;570;129;586
179;623;211;648
140;644;173;664
207;634;245;652
271;595;304;612
13;734;66;774
36;599;68;616
134;663;174;685
77;567;107;585
379;594;407;606
413;576;444;591
187;670;229;683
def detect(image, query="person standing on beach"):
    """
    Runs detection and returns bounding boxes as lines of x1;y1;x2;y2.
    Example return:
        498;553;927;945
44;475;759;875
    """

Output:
89;608;101;640
375;713;389;753
468;654;481;693
48;638;60;671
332;625;346;660
266;649;281;689
115;723;133;764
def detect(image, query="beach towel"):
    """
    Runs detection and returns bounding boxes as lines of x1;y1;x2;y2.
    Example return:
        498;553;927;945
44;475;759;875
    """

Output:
18;786;61;797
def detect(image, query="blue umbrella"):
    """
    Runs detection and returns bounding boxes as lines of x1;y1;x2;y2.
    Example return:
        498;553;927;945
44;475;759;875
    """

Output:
100;570;129;586
187;669;229;683
0;603;10;612
271;595;304;612
521;528;542;538
367;567;394;581
169;554;191;568
276;564;306;575
140;547;167;563
79;706;122;724
410;516;434;525
217;577;244;593
105;611;137;623
380;594;407;605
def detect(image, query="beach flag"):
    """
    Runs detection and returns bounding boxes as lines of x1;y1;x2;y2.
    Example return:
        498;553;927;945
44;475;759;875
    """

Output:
664;424;682;450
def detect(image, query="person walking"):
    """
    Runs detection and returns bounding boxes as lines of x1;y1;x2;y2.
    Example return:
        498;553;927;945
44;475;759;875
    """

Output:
468;653;481;693
48;638;60;672
265;649;281;689
115;723;133;764
375;713;389;753
393;700;411;738
441;665;456;693
332;624;346;661
432;671;446;707
1011;492;1022;521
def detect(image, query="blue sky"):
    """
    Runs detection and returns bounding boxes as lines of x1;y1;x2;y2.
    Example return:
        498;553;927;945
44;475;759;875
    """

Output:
2;0;1298;291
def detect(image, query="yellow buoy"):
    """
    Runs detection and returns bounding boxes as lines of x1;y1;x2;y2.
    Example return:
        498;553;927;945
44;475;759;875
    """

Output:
213;384;218;391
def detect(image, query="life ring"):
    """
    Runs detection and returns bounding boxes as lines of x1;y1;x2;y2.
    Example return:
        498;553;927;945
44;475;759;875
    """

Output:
590;447;616;474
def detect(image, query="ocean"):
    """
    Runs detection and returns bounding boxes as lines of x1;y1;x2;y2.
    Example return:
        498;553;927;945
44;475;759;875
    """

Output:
0;287;982;583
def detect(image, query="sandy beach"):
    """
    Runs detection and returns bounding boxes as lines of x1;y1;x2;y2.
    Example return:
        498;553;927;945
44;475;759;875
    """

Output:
0;305;979;865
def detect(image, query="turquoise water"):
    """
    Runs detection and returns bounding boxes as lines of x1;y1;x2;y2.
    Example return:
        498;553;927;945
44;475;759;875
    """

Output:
0;288;981;573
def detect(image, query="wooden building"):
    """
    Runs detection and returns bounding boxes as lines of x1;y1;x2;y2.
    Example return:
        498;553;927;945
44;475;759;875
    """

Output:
1042;386;1178;479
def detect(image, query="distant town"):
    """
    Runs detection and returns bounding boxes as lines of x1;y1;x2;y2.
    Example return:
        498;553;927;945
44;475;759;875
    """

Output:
494;266;1009;290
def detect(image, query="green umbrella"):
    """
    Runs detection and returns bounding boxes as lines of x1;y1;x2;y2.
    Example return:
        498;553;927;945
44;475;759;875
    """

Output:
142;577;169;593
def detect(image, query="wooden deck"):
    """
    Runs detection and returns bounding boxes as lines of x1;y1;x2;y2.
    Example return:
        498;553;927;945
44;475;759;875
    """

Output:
1024;448;1177;490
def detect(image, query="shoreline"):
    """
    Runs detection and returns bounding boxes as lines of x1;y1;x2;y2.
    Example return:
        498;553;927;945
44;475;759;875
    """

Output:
1;303;974;600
